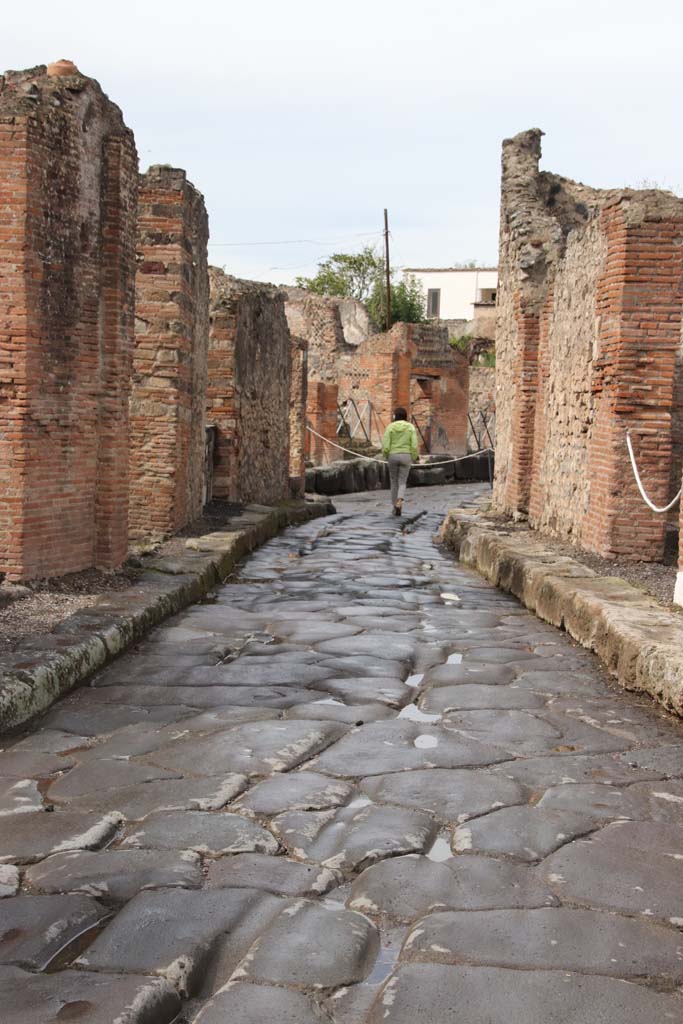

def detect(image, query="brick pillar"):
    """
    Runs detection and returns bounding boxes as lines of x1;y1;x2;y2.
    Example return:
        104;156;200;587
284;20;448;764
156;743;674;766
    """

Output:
289;336;308;495
502;296;540;512
306;382;339;465
207;270;292;505
584;199;683;560
129;166;209;539
0;62;138;582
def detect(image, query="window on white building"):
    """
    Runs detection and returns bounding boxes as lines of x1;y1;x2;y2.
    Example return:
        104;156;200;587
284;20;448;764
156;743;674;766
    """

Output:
427;289;441;317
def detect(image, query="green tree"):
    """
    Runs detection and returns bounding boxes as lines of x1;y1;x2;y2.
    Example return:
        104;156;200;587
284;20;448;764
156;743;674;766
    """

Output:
296;247;426;331
295;246;380;303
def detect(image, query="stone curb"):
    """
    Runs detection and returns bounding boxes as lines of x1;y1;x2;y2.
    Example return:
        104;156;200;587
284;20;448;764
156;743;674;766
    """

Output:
439;509;683;717
0;500;333;735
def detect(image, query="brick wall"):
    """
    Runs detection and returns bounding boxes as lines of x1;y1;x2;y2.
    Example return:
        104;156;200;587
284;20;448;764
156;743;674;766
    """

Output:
129;166;209;540
207;269;291;505
289;336;308;494
494;128;683;561
306;381;339;465
0;62;138;581
411;322;469;454
338;325;416;444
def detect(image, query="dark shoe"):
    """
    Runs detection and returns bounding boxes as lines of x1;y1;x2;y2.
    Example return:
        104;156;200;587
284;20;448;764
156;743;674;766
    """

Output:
396;500;403;516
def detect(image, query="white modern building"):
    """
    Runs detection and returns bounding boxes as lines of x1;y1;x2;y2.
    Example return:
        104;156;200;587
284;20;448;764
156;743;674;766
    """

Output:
402;266;498;321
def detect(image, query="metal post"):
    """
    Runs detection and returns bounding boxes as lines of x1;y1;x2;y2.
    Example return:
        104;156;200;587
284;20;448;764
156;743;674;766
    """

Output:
384;208;391;331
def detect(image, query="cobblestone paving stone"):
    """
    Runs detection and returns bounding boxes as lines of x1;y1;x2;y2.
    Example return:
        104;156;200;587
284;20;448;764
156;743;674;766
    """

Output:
1;483;682;1023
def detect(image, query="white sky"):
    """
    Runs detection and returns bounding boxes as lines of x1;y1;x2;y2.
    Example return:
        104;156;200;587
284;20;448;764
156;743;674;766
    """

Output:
3;1;683;284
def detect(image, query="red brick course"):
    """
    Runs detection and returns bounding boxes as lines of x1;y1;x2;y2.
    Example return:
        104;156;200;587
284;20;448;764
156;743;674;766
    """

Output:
289;336;308;495
129;166;209;540
0;64;138;581
306;382;339;465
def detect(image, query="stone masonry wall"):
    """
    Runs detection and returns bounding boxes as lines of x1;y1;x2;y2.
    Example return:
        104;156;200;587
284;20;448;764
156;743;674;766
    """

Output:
411;322;469;454
289;336;308;494
129;166;209;540
495;128;683;561
338;325;416;445
0;62;138;581
207;269;291;505
468;367;496;450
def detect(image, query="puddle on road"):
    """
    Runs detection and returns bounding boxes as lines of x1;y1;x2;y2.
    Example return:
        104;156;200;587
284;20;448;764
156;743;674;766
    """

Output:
403;673;424;688
398;704;440;724
426;833;454;862
446;653;463;665
414;734;438;749
314;698;345;706
441;592;461;602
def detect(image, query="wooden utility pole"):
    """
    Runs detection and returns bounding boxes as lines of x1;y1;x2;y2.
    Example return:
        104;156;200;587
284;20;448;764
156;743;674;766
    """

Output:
383;208;391;331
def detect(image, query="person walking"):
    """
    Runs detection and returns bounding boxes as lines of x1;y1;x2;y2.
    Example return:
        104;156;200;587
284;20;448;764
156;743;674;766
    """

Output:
382;407;419;516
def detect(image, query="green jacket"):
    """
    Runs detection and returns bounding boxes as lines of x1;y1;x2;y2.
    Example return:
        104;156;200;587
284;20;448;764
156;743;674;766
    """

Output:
382;420;419;460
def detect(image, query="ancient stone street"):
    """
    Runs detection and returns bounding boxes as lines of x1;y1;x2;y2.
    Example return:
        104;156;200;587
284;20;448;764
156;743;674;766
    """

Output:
1;485;682;1023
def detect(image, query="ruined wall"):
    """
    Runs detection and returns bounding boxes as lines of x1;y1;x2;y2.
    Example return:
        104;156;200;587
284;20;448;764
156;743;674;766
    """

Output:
468;367;496;450
129;166;209;539
0;62;138;581
306;382;339;465
411;323;469;454
495;128;683;560
284;291;373;382
289;336;308;494
338;325;416;444
207;270;291;505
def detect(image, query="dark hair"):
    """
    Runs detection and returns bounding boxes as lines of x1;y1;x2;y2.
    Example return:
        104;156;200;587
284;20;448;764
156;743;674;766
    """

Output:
393;407;408;421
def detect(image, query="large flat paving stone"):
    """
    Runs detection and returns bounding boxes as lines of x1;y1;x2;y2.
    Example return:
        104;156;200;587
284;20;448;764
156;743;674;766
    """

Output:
314;634;416;662
420;684;547;712
285;701;395;724
349;853;555;921
0;866;20;897
309;677;409;707
367;963;683;1024
443;709;626;757
206;853;342;896
542;820;683;922
402;907;683;980
67;774;248;820
192;982;327;1024
453;805;598;861
312;721;507;777
360;768;525;825
25;849;202;900
537;779;683;824
38;702;191;736
76;887;282;998
317;656;407;678
490;752;663;789
272;802;437;871
235;771;353;816
146;720;346;776
234;899;379;988
0;750;73;779
0;810;122;864
0;894;108;970
47;760;181;801
121;810;278;855
424;663;517;687
0;778;43;816
615;744;683;778
0;965;180;1024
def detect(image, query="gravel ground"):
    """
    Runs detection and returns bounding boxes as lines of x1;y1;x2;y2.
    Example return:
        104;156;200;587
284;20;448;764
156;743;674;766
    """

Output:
0;500;245;653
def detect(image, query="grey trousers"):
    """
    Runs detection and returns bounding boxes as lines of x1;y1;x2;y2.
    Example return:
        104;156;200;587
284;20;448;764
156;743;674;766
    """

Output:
388;453;412;503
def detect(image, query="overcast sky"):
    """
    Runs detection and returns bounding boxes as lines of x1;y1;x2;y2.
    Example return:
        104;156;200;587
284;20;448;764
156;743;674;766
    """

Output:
3;1;682;285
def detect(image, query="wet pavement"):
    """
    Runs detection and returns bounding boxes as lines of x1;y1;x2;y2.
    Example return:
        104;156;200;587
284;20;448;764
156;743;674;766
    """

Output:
1;483;682;1023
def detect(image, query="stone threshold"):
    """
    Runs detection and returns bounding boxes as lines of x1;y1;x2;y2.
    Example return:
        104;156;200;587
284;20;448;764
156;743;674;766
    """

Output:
439;509;683;718
0;500;333;735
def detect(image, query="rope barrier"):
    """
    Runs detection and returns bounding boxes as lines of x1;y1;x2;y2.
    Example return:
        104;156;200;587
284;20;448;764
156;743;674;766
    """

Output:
306;425;494;468
626;432;681;513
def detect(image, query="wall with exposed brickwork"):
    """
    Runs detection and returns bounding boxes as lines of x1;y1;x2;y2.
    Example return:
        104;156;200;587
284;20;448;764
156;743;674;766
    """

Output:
0;63;138;581
494;128;683;561
306;381;339;464
207;269;291;505
129;166;209;540
468;367;496;451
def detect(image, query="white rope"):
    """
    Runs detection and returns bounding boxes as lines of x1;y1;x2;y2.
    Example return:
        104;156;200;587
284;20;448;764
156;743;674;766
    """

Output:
626;432;681;513
306;425;494;468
